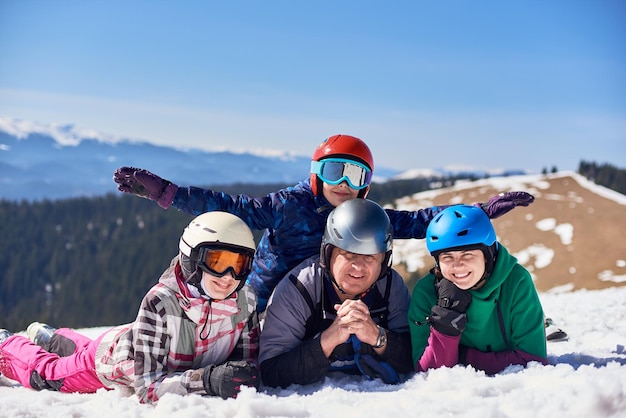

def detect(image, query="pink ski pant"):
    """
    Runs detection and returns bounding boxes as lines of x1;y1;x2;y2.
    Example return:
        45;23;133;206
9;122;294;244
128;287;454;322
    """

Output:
0;328;107;393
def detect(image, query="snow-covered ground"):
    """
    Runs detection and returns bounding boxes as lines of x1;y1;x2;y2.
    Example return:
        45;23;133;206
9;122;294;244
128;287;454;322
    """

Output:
2;285;625;418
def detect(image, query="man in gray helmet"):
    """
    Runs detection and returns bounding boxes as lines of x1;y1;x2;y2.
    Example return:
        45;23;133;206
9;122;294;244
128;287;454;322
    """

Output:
259;199;412;388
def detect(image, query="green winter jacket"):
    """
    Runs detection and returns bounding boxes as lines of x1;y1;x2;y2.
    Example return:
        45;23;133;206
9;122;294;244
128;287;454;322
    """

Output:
409;244;547;374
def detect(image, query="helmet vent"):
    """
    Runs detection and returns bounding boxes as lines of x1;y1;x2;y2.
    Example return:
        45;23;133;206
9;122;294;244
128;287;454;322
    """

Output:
425;205;497;255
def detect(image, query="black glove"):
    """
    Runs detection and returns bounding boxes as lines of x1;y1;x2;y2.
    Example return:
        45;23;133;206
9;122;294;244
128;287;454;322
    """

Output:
202;360;260;399
429;278;472;336
435;278;472;312
429;306;467;337
477;191;535;219
113;167;178;209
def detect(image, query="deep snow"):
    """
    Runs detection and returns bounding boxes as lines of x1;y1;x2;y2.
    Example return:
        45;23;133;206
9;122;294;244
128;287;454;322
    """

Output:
1;285;625;418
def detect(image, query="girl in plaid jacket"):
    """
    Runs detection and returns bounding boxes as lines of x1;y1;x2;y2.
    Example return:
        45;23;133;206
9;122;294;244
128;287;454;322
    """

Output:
0;212;260;403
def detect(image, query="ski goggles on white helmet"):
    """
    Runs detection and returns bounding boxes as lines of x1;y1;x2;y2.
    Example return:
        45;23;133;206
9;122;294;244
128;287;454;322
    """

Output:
310;158;373;190
196;246;253;281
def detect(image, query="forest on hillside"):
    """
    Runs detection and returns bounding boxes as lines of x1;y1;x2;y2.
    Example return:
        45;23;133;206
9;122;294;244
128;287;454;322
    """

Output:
578;161;626;195
0;176;440;331
1;163;624;332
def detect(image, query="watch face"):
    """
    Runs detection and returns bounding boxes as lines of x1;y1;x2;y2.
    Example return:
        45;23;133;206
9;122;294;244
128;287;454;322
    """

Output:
374;326;386;348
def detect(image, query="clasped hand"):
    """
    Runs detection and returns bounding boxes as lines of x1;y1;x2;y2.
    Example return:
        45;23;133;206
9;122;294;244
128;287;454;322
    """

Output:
320;299;378;357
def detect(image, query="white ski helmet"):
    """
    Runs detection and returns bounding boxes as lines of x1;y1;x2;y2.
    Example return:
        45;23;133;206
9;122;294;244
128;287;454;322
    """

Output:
178;212;256;291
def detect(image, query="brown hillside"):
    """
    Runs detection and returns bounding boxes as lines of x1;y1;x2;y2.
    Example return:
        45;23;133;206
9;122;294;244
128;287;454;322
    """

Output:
390;172;626;292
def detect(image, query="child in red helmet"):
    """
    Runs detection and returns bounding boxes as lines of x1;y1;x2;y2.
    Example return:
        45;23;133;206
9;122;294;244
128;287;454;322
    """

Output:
114;134;533;311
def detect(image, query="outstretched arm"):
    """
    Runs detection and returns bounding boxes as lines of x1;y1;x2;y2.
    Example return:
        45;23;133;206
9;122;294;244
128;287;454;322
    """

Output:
113;167;178;209
476;191;535;219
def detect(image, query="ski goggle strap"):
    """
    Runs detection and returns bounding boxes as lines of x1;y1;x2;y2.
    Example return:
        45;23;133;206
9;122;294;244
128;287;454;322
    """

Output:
310;158;373;190
196;247;253;281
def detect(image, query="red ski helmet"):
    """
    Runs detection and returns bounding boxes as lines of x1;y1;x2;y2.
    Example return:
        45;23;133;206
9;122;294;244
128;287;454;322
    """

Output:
310;134;374;198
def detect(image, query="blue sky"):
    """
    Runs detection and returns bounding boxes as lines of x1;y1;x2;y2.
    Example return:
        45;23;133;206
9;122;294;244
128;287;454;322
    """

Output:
1;0;624;173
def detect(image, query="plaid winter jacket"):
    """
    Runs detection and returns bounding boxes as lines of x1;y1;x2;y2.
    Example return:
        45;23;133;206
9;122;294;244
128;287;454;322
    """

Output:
94;258;259;403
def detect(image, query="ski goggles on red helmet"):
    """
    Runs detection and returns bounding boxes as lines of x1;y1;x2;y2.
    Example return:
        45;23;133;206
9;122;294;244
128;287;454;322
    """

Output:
196;246;253;280
310;158;373;190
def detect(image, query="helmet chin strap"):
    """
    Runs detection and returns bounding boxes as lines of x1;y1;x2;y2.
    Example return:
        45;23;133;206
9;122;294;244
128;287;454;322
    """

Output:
471;244;497;289
186;270;204;294
470;274;488;290
328;272;377;300
188;269;215;299
330;274;348;295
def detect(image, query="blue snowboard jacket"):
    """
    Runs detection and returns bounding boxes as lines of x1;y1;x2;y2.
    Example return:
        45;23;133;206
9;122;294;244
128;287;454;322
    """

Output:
172;179;444;311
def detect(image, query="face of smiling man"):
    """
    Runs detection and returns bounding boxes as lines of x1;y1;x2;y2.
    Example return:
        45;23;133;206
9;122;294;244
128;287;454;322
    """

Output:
437;249;486;290
329;247;383;300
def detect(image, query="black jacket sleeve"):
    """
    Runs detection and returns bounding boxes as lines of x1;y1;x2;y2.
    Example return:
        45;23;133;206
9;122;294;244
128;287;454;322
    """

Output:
260;337;331;388
376;330;413;374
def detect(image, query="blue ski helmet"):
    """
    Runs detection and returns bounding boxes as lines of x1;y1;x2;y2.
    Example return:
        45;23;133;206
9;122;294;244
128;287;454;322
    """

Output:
426;205;499;283
426;205;497;256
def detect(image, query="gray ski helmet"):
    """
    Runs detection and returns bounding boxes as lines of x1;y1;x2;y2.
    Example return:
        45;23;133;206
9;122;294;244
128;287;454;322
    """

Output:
321;199;393;277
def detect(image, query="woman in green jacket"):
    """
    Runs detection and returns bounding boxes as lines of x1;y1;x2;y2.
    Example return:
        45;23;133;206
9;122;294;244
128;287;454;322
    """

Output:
408;205;547;375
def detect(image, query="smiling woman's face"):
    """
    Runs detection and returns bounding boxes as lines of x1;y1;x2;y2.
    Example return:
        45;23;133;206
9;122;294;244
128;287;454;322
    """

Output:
437;249;486;290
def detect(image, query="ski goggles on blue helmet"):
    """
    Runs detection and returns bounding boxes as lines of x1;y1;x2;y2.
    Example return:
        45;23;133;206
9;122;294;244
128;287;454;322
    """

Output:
310;158;373;190
196;246;253;281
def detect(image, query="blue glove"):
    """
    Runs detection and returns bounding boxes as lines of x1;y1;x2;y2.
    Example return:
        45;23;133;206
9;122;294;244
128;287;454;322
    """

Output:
477;191;535;219
113;167;178;209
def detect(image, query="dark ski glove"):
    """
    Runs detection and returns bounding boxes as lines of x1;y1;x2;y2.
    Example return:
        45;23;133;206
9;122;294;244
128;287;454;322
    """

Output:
113;167;178;209
429;278;472;336
202;360;260;399
476;191;535;219
435;277;472;312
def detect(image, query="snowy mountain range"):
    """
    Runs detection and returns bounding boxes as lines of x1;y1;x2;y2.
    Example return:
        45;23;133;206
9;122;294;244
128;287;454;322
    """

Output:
0;116;404;201
0;116;529;201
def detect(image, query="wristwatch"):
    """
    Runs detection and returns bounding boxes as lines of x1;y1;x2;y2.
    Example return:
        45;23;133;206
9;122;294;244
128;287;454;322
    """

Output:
372;325;387;348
